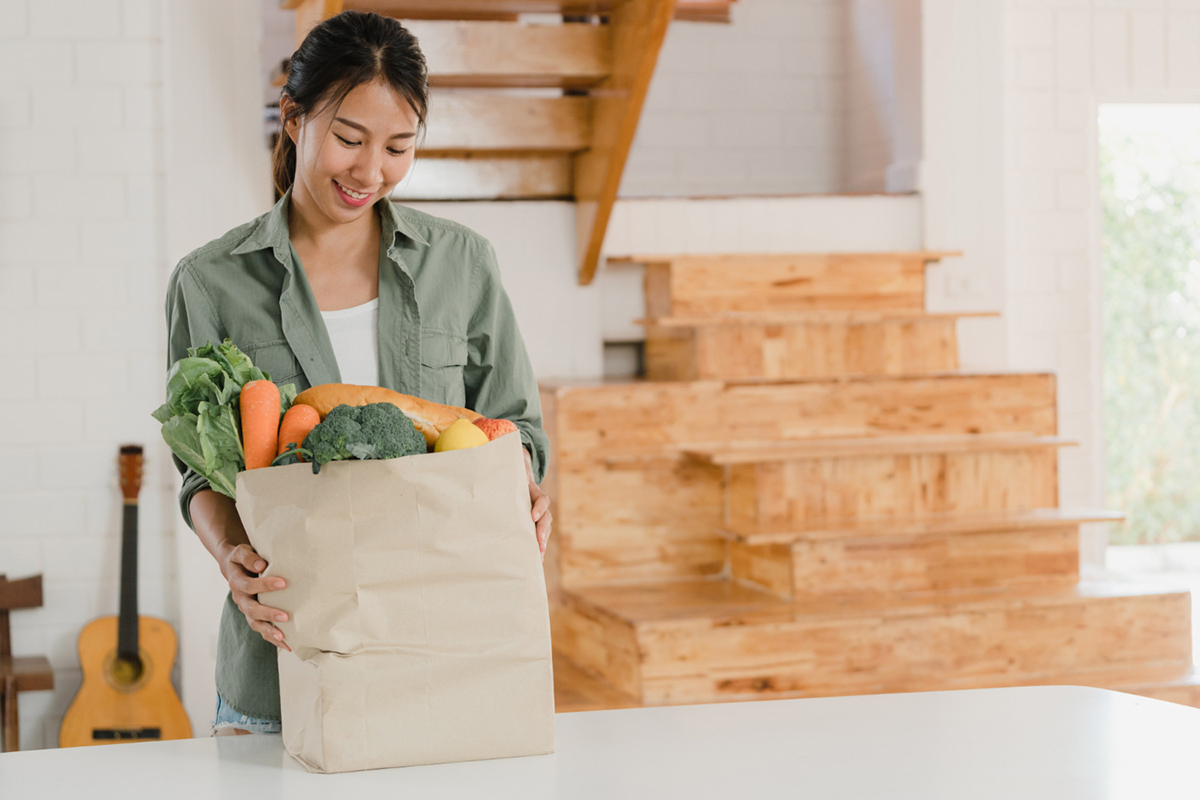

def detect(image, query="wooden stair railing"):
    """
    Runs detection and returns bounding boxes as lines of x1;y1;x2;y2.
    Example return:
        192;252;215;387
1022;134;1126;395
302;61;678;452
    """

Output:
281;0;737;284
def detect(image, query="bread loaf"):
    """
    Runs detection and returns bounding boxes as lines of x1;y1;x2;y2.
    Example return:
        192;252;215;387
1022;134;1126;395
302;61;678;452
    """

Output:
294;384;483;447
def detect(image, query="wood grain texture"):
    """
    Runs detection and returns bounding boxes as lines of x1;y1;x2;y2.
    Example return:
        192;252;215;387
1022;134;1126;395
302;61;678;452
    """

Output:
635;253;958;317
422;92;591;152
289;0;733;21
406;20;610;88
726;449;1061;532
542;373;1059;463
553;576;1193;705
722;507;1126;546
686;433;1074;465
644;316;961;381
540;374;1059;588
731;525;1081;599
552;650;640;713
399;153;572;200
1116;674;1200;710
575;0;677;284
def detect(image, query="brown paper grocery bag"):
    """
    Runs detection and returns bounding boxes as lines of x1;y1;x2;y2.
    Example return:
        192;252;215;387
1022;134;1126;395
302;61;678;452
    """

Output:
234;432;556;773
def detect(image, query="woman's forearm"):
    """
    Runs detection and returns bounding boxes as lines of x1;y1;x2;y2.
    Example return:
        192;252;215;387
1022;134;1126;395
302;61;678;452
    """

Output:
189;489;253;579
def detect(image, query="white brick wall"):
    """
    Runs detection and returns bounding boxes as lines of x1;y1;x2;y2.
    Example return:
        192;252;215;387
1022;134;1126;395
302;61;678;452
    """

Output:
620;0;848;196
999;0;1200;562
0;0;173;750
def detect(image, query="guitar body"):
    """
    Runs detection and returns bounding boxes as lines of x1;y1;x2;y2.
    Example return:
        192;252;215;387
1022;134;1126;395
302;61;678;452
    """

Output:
59;445;193;747
59;615;191;747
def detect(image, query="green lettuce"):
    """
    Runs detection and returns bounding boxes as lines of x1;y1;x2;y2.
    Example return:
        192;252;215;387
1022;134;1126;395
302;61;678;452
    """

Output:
152;338;297;500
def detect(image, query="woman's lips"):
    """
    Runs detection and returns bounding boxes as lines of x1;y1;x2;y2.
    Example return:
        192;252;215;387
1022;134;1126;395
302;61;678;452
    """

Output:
333;180;374;207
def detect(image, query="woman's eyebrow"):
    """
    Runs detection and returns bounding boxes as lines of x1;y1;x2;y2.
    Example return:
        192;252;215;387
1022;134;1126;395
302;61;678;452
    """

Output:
334;116;416;139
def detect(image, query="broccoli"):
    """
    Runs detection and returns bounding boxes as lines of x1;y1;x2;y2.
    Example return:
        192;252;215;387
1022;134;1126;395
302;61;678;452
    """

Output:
275;403;426;474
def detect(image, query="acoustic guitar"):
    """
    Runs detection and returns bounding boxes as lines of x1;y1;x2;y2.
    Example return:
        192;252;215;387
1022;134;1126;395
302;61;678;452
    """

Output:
60;445;192;746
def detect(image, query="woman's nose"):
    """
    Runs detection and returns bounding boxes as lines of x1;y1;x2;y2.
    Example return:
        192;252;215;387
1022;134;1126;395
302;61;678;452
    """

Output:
352;147;384;187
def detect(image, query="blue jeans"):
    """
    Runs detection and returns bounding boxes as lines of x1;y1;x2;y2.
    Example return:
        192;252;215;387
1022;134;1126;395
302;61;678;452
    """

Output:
212;693;282;735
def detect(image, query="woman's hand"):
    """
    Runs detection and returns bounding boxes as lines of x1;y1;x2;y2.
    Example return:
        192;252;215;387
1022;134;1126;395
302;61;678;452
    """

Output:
221;543;292;652
524;448;552;562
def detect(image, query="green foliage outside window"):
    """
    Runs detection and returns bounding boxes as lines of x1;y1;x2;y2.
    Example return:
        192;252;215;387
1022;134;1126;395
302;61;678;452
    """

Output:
1101;105;1200;544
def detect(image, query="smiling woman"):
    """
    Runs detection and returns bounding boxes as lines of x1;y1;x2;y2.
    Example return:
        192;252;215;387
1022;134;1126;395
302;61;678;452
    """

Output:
164;9;553;740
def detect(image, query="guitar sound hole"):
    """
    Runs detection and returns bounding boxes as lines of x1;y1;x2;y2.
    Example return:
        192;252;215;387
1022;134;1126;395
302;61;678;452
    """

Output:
109;654;145;687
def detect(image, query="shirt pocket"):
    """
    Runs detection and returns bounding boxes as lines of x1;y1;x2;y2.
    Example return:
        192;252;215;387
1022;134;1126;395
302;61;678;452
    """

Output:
241;340;304;385
419;328;468;408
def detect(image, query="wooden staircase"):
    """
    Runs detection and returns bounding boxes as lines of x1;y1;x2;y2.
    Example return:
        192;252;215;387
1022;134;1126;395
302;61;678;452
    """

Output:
541;251;1199;712
281;0;735;283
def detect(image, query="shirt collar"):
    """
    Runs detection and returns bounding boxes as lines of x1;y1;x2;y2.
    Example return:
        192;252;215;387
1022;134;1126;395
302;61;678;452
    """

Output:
229;185;429;264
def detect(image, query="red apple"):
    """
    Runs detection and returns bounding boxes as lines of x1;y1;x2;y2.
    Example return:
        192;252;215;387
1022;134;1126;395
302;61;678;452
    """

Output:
473;417;518;441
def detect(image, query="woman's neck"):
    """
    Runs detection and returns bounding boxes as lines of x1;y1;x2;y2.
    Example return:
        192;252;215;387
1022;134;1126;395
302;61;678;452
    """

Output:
286;178;381;258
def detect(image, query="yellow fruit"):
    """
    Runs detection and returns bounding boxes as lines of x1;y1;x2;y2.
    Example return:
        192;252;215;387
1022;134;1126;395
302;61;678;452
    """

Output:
434;417;490;452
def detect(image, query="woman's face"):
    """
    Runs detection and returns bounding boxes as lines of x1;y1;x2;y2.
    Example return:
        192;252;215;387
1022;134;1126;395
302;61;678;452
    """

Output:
284;78;419;225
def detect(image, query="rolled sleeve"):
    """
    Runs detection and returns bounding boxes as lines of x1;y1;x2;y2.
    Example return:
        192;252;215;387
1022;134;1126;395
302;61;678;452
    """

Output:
164;262;226;530
463;240;550;484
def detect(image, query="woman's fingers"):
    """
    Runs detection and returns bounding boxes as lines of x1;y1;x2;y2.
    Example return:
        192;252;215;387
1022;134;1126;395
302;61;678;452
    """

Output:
230;543;267;574
247;617;290;651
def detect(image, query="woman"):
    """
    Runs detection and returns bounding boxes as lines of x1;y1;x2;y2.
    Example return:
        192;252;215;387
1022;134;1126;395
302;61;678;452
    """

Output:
165;11;553;736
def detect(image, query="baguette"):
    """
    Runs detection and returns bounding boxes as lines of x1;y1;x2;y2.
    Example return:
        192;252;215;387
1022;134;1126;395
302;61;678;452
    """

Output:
294;384;483;447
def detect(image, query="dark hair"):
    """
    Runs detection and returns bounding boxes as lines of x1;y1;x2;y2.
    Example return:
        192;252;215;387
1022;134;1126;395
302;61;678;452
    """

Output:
272;11;429;198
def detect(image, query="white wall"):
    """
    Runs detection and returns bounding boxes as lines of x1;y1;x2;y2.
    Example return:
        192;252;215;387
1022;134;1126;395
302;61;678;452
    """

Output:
844;0;922;192
619;0;847;197
0;0;174;750
999;0;1200;561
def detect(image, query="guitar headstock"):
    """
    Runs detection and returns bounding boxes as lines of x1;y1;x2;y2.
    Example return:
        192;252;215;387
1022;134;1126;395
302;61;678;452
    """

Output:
119;445;144;502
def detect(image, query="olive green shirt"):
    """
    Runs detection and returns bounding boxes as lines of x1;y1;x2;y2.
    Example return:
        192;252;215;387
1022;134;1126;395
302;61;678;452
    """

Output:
164;188;549;721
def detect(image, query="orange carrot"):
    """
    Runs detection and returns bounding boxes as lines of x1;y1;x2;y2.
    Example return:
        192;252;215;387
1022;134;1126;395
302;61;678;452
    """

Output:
276;403;321;463
240;380;281;470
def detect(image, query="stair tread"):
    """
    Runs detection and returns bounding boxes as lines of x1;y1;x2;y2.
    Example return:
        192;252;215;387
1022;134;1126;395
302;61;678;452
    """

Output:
641;309;999;327
553;650;640;713
683;432;1076;465
725;507;1126;544
610;250;961;265
567;570;1189;627
538;369;1057;392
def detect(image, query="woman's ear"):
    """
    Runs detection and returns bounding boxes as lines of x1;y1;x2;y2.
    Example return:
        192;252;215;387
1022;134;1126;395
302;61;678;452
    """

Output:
280;95;300;145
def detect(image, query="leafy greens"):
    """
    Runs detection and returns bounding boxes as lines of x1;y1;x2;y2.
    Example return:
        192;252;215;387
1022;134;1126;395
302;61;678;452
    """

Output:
152;339;297;499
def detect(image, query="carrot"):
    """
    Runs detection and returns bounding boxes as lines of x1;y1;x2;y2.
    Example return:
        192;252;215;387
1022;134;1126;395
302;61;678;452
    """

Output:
276;403;321;463
240;380;281;470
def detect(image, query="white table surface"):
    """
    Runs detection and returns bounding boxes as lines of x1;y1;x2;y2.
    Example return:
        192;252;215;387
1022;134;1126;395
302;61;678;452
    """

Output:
3;686;1199;799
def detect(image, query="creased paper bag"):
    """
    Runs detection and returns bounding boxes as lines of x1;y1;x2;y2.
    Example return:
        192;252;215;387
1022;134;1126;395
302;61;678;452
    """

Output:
234;432;556;773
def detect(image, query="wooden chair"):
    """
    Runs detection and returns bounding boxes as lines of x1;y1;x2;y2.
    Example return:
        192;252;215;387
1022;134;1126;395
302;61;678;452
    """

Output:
0;574;54;752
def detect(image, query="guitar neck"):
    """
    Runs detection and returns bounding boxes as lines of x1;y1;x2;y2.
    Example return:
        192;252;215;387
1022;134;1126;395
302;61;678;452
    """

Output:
117;501;139;661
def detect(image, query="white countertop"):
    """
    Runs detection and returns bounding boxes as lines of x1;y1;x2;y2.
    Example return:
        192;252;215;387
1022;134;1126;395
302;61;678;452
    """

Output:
3;686;1199;799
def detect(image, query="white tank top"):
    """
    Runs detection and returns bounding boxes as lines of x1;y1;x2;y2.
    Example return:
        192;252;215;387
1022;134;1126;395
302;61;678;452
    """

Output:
320;297;380;387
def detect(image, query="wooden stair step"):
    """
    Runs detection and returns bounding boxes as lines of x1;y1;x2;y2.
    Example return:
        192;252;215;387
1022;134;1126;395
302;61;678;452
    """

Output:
398;153;571;199
618;252;960;318
725;507;1126;545
683;433;1075;465
295;0;737;22
1115;671;1200;710
686;434;1080;465
540;372;1059;588
552;572;1193;705
642;312;991;382
717;435;1069;532
642;310;999;326
728;508;1125;601
406;20;609;88
553;650;641;713
542;372;1059;463
421;92;591;152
